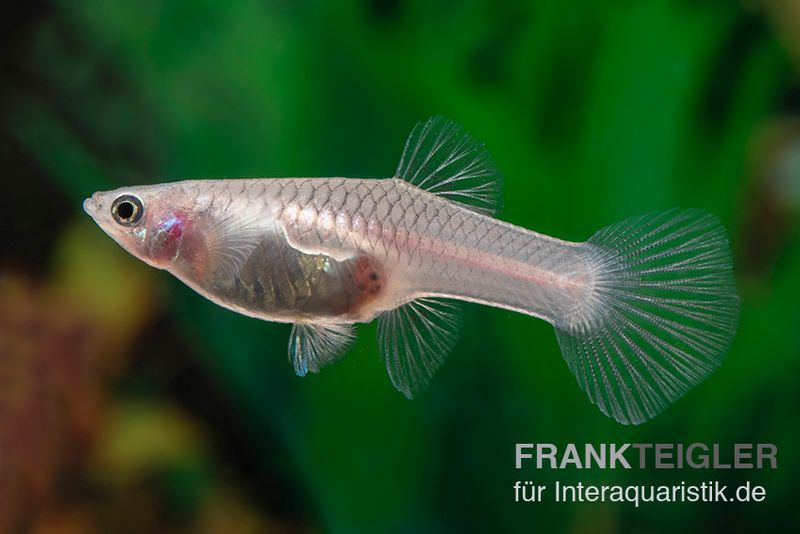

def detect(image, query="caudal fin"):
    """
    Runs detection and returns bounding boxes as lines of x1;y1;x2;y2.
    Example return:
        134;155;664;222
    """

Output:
555;209;739;424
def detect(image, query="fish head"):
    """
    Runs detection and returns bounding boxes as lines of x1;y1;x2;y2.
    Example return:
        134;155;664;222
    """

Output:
83;183;199;270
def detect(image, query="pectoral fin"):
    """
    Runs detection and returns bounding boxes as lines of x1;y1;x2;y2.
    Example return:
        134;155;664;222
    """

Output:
204;211;269;279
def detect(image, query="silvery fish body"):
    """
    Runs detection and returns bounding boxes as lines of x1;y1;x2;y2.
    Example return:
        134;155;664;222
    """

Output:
84;117;739;424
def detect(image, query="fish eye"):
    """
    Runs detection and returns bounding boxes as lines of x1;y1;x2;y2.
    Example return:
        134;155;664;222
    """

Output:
111;194;144;226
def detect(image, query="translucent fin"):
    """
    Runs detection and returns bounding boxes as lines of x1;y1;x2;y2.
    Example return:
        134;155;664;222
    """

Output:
396;116;502;215
377;297;461;398
205;212;266;279
555;209;739;425
288;322;356;377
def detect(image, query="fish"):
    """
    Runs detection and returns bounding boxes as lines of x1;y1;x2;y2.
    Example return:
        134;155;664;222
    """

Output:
83;116;739;424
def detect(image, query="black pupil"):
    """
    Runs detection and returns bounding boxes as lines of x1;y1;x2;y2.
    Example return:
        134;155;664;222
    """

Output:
117;201;135;220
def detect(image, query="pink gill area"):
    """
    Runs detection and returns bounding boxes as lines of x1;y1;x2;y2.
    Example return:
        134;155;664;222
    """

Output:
147;210;210;278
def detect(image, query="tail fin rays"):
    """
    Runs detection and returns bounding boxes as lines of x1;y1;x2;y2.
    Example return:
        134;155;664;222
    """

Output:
556;209;739;425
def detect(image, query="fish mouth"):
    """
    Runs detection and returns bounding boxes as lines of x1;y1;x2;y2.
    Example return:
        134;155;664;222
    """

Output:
82;195;97;216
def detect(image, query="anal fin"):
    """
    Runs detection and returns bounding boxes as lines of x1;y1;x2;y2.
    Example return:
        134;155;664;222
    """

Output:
289;322;356;376
377;298;461;398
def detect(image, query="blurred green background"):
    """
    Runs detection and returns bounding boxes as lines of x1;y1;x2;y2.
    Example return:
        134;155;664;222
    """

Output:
1;0;799;532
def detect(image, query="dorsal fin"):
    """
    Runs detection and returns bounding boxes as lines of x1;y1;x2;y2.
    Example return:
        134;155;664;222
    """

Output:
395;116;502;215
377;297;461;398
289;322;356;376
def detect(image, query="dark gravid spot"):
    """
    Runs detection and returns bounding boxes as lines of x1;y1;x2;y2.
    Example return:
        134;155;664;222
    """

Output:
347;255;385;314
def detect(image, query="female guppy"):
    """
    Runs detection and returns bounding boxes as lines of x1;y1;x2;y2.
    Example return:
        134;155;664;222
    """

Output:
84;117;739;424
